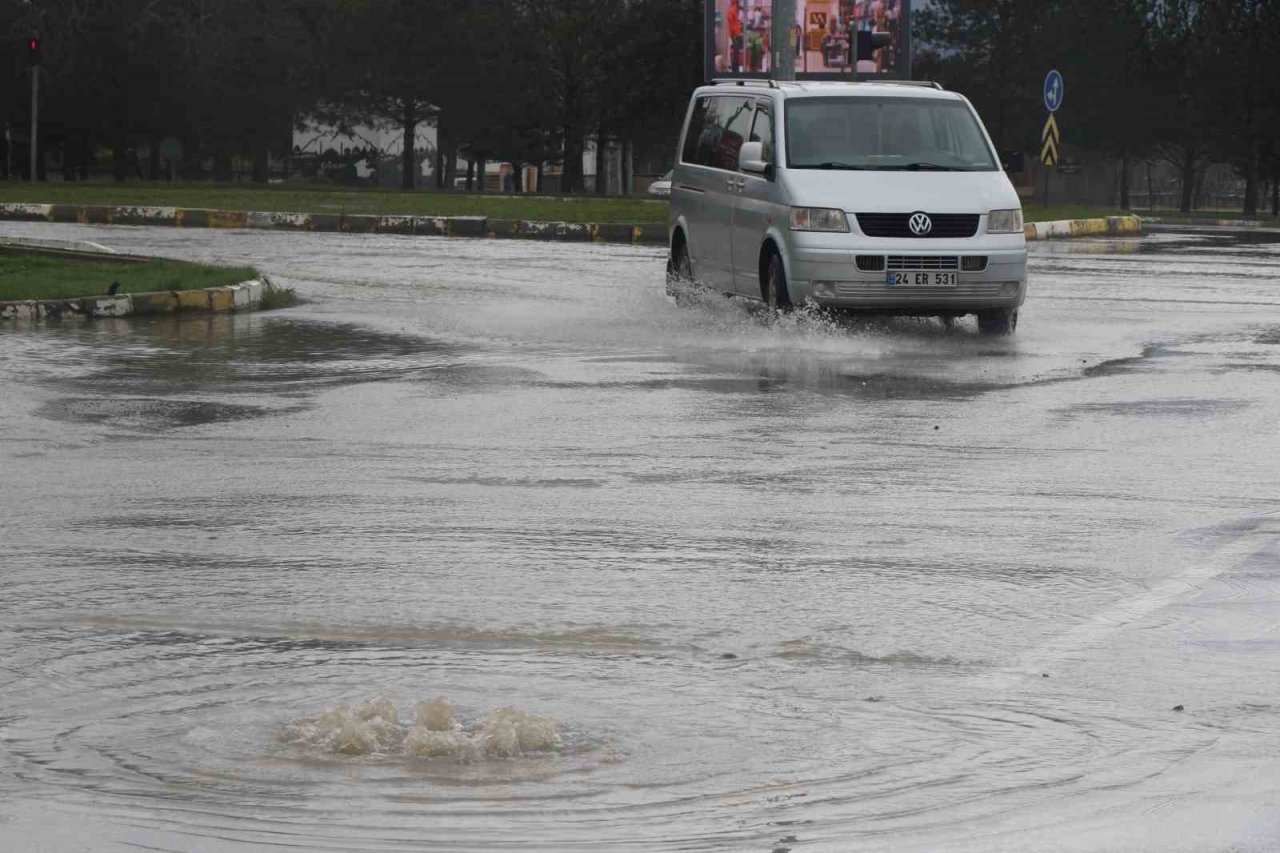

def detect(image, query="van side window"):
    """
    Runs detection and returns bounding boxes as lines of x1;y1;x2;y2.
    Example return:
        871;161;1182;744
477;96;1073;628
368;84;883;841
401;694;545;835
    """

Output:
681;97;711;166
749;104;774;164
682;96;754;170
711;98;753;171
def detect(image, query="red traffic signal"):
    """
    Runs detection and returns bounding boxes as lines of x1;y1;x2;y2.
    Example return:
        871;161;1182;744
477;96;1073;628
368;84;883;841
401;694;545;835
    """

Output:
27;37;41;66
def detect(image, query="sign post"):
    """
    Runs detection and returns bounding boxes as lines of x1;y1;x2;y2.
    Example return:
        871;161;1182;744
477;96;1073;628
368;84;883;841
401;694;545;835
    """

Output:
1040;69;1063;205
29;38;41;182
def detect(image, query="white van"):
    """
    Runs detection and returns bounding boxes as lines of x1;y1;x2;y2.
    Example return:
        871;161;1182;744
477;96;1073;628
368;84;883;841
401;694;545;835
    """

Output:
666;80;1027;334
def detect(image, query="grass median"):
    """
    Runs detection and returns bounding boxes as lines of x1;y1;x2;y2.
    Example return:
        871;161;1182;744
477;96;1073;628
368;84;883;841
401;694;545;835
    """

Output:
0;182;669;224
0;252;259;302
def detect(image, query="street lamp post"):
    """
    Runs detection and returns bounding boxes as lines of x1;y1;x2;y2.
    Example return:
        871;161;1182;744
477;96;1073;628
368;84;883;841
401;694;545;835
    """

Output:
772;0;795;81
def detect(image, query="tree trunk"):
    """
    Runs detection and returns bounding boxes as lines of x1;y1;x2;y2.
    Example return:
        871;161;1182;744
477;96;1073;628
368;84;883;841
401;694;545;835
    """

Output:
511;160;524;193
401;98;416;190
623;140;633;196
435;121;446;190
147;134;160;180
1273;177;1279;217
1243;146;1259;217
595;132;608;195
1179;151;1194;214
562;124;583;194
113;125;128;183
465;158;474;191
1146;160;1155;210
444;139;457;189
214;150;233;183
282;126;292;181
535;161;544;194
252;141;269;184
477;156;487;193
1119;154;1130;211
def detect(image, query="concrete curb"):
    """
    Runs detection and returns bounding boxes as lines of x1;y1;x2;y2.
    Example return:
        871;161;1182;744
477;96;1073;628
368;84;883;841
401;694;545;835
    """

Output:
1023;215;1142;241
0;202;670;246
0;277;269;322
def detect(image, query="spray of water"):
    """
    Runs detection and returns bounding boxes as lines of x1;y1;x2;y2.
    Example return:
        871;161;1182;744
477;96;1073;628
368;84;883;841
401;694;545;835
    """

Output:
278;694;563;762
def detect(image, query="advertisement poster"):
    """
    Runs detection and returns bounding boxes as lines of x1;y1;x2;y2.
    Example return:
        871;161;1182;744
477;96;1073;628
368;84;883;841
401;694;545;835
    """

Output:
707;0;907;80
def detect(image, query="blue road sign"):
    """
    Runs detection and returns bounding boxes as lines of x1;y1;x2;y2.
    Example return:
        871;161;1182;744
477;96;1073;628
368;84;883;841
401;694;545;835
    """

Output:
1043;69;1064;112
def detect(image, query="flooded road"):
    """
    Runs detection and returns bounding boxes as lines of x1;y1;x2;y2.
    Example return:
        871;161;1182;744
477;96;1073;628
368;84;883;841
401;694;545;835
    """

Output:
2;223;1279;851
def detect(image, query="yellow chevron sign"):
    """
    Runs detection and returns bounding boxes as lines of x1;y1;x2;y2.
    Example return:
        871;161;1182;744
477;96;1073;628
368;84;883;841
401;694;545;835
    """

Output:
1041;113;1060;166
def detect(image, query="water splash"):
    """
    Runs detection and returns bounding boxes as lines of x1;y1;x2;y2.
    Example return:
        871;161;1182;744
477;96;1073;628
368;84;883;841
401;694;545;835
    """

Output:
279;694;563;762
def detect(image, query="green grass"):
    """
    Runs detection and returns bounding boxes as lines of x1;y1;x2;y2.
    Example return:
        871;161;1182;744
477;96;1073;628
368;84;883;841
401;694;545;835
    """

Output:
0;182;669;223
0;252;258;302
259;284;297;310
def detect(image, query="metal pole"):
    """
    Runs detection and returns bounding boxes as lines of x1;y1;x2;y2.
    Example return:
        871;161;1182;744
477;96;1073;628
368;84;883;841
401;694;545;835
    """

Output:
773;0;796;80
29;65;38;182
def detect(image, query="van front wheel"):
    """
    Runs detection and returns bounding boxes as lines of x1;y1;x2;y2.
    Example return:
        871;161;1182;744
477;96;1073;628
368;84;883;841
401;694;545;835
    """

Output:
976;308;1018;335
764;251;792;311
666;242;694;303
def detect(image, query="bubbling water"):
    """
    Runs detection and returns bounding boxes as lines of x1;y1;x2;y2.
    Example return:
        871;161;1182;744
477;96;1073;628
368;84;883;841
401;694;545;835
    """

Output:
278;694;563;762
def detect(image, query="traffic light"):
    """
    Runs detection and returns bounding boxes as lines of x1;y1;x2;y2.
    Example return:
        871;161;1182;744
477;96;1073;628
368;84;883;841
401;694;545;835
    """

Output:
26;37;41;66
854;30;893;63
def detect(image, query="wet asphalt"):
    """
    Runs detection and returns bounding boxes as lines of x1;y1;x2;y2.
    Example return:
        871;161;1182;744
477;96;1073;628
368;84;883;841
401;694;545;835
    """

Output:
1;223;1279;852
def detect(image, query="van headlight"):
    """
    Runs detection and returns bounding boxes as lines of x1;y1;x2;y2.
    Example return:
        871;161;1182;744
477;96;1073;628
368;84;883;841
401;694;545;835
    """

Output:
790;207;849;232
987;209;1024;233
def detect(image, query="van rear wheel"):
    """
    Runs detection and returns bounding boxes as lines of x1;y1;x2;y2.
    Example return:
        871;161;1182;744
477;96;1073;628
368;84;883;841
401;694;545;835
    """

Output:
976;308;1018;335
764;251;792;311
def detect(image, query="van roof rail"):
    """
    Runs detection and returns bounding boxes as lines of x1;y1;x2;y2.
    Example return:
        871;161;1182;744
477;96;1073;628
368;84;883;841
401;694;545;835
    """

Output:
709;78;781;88
874;79;945;90
709;78;944;91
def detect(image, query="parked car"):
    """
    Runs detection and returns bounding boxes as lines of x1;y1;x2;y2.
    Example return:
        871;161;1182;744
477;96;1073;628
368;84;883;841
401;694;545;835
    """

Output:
666;79;1027;334
647;170;673;198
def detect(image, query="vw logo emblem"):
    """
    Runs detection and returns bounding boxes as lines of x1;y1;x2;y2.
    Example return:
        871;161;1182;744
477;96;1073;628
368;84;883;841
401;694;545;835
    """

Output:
908;212;933;236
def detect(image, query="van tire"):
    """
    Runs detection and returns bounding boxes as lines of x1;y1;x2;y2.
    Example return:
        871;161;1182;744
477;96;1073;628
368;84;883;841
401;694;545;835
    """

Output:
976;308;1018;335
666;240;694;304
764;251;792;311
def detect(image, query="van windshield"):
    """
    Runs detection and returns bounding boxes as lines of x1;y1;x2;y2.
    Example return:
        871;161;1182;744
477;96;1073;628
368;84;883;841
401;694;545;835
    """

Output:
785;97;997;171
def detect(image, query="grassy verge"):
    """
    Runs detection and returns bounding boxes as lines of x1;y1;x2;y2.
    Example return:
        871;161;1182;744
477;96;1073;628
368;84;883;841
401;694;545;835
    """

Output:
0;182;668;223
0;253;258;302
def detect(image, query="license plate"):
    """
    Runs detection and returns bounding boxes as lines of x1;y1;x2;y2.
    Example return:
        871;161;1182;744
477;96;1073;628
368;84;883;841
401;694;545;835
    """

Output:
886;272;958;286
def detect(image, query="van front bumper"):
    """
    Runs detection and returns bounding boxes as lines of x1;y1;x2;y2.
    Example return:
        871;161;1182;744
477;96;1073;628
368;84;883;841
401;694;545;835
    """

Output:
785;242;1027;313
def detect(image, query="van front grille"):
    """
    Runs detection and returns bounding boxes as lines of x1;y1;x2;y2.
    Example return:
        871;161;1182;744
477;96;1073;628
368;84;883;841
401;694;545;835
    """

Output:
886;255;958;270
856;213;980;238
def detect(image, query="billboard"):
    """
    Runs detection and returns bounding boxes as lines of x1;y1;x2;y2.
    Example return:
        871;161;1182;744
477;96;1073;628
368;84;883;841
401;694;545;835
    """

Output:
706;0;909;80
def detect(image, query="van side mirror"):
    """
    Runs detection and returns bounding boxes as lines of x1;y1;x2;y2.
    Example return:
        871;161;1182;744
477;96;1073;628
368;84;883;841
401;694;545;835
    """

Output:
1001;150;1025;174
739;141;769;175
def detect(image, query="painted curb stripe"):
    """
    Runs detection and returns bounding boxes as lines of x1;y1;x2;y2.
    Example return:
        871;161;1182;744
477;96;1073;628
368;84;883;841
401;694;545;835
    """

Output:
1;278;269;321
1024;215;1143;240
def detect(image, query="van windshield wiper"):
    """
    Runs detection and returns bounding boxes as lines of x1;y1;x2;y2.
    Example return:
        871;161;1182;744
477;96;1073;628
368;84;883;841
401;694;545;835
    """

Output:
878;162;963;171
796;161;872;170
